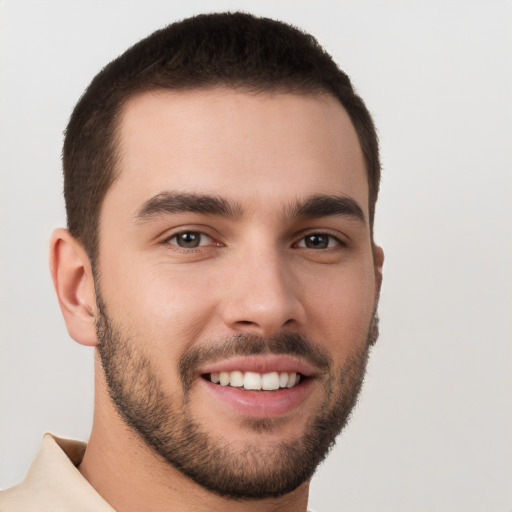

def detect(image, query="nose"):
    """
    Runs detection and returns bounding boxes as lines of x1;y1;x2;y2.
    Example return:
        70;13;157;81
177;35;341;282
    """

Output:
220;245;306;337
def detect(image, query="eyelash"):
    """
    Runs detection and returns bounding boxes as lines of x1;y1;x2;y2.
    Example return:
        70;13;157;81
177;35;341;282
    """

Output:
164;230;345;251
294;233;344;250
166;231;217;249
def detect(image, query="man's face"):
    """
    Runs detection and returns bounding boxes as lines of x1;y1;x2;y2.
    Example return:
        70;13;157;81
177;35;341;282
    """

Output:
94;89;382;498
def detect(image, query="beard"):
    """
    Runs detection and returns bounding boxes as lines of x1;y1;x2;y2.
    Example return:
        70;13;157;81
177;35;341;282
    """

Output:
95;293;378;500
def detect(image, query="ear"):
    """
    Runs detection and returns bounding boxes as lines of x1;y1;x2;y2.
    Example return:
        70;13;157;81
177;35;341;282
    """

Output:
373;243;384;295
49;228;98;346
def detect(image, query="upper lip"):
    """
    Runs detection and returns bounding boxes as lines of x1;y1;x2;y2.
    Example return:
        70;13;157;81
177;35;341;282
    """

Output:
198;354;319;378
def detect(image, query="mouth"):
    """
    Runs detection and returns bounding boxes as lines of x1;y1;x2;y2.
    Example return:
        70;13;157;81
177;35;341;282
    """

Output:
204;370;303;390
197;355;317;418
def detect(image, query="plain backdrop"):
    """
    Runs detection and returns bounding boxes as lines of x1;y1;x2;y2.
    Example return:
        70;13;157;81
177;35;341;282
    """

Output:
1;1;511;510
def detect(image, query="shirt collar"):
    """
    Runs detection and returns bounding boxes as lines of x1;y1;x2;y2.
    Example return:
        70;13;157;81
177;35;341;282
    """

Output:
8;433;115;511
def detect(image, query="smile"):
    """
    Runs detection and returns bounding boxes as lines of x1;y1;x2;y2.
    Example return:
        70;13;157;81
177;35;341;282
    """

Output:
206;371;301;390
197;355;316;418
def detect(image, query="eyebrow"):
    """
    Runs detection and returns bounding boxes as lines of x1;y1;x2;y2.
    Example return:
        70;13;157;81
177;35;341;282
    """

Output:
136;192;243;221
135;191;365;224
290;194;366;223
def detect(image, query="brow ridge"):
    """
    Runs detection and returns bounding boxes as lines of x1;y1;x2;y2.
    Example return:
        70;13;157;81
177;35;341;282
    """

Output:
136;192;243;220
136;191;365;224
290;194;366;223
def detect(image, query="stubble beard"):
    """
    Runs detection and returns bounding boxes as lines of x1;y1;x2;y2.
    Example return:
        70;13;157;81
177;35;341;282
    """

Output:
95;293;378;500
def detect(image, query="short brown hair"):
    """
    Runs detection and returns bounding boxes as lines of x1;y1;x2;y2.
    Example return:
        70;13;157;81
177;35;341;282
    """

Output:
63;12;380;261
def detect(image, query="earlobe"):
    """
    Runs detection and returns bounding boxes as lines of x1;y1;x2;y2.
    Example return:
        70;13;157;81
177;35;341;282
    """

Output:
49;228;98;347
373;244;384;294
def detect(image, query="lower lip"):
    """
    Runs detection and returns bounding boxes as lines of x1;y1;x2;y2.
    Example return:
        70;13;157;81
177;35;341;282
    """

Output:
199;378;314;418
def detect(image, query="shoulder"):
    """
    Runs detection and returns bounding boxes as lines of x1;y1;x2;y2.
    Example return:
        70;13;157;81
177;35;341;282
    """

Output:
0;434;113;512
0;484;33;512
0;434;82;511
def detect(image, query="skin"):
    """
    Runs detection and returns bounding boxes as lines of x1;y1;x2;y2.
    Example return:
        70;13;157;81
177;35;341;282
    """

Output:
50;88;383;512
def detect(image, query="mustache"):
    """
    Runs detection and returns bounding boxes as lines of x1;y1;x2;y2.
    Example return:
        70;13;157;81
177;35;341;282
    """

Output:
179;332;332;391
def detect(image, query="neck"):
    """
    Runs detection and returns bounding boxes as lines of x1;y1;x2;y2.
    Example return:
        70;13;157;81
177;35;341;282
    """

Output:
79;357;309;512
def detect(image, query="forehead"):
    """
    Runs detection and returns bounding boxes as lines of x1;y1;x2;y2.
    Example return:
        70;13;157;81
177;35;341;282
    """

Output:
107;88;368;220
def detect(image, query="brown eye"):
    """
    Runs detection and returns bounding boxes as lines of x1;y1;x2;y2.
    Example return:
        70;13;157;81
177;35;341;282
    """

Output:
305;234;328;249
297;234;340;249
169;231;210;248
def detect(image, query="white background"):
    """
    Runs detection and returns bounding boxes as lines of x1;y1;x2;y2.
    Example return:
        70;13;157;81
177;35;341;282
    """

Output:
1;1;511;510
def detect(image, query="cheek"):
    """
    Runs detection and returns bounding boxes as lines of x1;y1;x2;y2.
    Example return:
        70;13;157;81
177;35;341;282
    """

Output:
99;258;219;356
302;263;377;351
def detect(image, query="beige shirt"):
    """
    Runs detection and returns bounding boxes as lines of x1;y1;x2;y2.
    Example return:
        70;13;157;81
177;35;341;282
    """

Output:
0;434;115;512
1;435;317;512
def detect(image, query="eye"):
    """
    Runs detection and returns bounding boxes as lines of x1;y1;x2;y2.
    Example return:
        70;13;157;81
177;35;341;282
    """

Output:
296;233;341;249
167;231;213;249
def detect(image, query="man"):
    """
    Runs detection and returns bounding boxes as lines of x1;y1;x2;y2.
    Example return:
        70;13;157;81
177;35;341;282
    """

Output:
0;12;383;512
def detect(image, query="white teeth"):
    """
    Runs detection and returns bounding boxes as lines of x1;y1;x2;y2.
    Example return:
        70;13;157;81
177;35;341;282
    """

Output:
208;371;301;390
244;372;262;390
261;372;280;390
230;370;244;387
287;372;297;388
